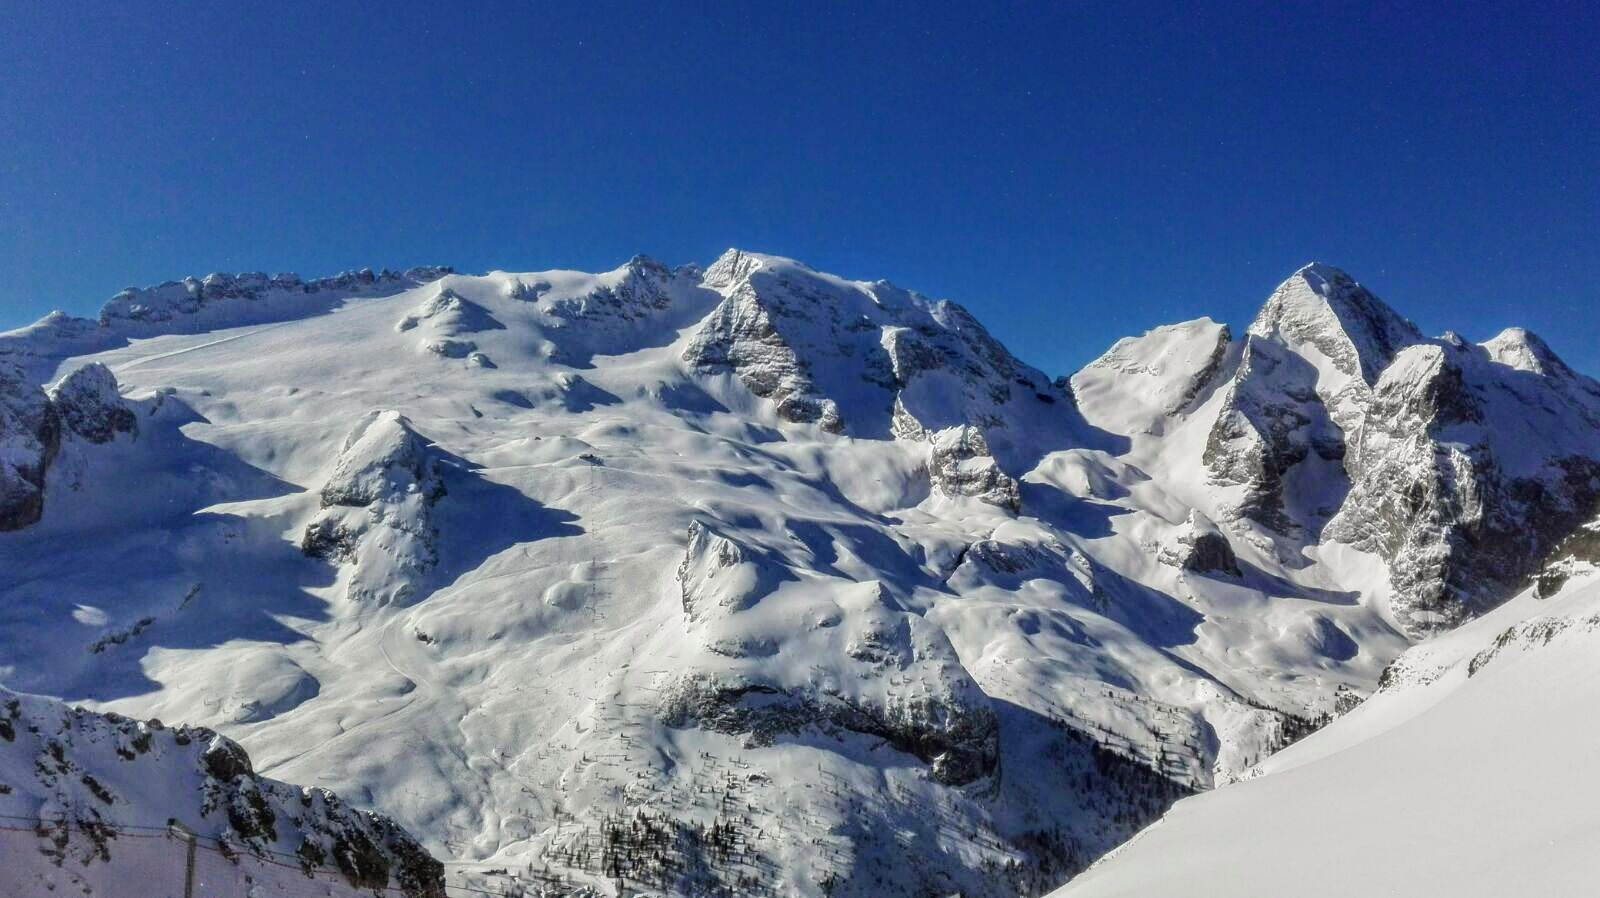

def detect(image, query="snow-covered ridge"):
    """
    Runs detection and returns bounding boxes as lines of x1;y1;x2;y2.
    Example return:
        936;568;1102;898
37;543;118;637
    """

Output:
0;265;452;379
0;686;444;897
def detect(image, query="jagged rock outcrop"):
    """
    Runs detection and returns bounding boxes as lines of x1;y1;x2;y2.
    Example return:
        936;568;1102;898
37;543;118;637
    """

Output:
659;660;1000;786
303;411;446;605
1327;338;1600;635
1158;511;1241;577
1535;517;1600;598
659;601;1001;788
0;360;60;530
1203;334;1336;533
928;425;1021;511
1160;264;1600;634
0;362;139;530
100;267;452;330
49;363;138;444
543;254;676;323
1246;263;1422;427
684;249;1072;468
677;519;764;622
1204;265;1422;533
683;251;847;432
0;686;444;898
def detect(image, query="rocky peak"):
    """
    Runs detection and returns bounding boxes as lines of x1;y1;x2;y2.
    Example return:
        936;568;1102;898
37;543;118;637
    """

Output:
303;411;446;606
1480;327;1579;380
48;363;138;445
677;519;763;622
684;249;1074;470
318;411;442;509
1329;339;1600;636
1249;263;1422;387
701;247;772;289
1205;266;1425;535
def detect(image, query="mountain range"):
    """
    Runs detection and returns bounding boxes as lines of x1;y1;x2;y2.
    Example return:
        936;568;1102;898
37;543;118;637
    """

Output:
2;250;1596;897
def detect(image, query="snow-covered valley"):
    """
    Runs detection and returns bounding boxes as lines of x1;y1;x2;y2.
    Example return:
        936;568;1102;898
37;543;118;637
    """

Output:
2;251;1596;897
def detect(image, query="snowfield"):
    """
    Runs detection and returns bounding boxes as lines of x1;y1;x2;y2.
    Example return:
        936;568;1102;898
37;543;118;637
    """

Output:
1056;568;1600;898
1;251;1596;896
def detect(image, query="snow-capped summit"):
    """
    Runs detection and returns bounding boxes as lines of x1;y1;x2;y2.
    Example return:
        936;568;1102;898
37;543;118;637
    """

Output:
1481;325;1582;380
684;248;1076;470
1248;262;1422;390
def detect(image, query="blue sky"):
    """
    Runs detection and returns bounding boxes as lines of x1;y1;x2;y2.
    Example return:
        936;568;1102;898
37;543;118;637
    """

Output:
2;2;1596;376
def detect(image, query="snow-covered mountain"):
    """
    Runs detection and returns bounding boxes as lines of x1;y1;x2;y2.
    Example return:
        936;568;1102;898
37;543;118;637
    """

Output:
0;251;1595;896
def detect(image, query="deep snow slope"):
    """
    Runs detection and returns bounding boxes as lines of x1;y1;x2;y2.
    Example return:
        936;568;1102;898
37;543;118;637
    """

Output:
1054;564;1600;898
0;685;444;898
1;251;1596;897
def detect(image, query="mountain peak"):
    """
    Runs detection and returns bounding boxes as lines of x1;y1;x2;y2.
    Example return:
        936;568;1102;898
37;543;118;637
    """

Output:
1249;263;1421;385
1481;326;1576;379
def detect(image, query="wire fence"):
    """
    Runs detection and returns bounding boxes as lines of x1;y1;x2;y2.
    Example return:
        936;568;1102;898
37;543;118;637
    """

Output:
0;813;548;898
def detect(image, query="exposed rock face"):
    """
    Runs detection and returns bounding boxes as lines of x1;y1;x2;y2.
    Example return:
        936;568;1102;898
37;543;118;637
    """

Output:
1205;265;1422;533
1158;511;1241;577
678;519;761;622
684;249;1073;468
1190;265;1600;634
303;411;446;605
1328;339;1600;635
659;663;1000;787
1247;263;1422;424
0;362;139;530
1203;334;1336;533
544;254;676;324
509;255;717;367
929;425;1021;511
0;686;444;898
683;251;847;432
0;360;60;530
1535;517;1600;599
49;363;138;444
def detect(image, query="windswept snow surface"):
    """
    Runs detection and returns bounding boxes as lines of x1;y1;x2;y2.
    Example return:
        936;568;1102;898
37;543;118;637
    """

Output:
0;251;1595;896
1055;571;1600;898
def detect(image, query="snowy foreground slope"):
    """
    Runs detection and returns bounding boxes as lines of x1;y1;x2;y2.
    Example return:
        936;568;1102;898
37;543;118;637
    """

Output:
1;252;1597;896
1055;562;1600;898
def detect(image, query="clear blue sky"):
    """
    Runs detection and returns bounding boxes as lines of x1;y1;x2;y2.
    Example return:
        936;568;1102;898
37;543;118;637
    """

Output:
2;1;1596;376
